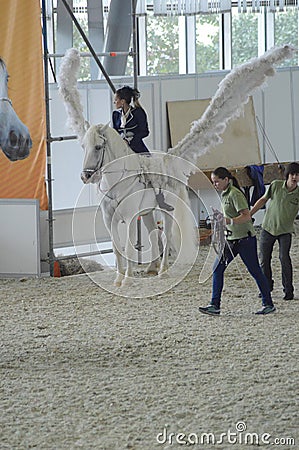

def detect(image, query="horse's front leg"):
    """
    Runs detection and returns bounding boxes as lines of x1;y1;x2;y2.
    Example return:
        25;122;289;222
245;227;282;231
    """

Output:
113;242;125;287
101;204;125;287
142;212;160;275
158;212;172;276
122;218;137;286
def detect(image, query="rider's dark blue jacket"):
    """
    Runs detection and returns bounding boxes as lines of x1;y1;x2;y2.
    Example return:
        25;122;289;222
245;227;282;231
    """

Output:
112;107;150;154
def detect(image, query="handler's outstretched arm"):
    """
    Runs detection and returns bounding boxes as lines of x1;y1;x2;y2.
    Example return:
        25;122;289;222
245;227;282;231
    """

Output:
250;196;268;216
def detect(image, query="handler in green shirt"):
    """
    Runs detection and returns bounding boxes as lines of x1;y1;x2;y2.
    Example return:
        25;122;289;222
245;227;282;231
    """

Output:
250;162;299;300
198;167;275;316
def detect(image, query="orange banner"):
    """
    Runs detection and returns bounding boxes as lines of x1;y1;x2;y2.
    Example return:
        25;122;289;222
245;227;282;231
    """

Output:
0;0;48;210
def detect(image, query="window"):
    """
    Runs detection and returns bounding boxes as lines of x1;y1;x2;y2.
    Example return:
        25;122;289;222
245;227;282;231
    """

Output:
45;1;299;80
146;12;179;75
274;9;298;66
231;9;259;67
196;14;220;73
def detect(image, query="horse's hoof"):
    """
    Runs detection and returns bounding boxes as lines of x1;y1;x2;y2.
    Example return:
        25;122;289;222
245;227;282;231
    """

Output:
158;269;169;278
146;270;158;276
122;277;133;287
145;265;159;275
114;274;124;287
145;262;160;275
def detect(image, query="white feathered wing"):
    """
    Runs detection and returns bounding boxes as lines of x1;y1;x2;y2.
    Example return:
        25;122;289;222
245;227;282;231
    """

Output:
167;45;295;172
57;48;90;143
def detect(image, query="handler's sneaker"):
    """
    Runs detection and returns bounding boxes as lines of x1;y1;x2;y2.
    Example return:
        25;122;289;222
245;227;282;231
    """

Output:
198;305;220;316
255;305;276;315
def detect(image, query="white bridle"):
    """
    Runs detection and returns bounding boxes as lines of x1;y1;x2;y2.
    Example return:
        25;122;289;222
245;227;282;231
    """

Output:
82;137;107;180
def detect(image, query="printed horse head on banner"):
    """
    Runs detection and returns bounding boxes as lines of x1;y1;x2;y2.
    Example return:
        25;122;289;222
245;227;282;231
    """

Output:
0;57;32;161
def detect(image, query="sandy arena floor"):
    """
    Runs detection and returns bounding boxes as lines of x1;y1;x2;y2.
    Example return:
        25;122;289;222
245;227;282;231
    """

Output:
0;229;298;449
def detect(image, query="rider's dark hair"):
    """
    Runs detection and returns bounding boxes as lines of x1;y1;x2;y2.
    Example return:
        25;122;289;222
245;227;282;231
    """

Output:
212;166;242;191
115;85;142;108
285;162;299;180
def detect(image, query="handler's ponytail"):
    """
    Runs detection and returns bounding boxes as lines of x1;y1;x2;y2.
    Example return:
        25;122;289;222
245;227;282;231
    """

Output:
212;167;242;191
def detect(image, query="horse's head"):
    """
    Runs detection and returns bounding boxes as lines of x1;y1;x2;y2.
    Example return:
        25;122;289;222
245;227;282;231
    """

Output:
81;123;109;184
0;58;32;161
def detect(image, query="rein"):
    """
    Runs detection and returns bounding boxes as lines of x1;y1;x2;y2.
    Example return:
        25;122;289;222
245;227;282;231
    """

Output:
99;168;145;205
84;136;145;187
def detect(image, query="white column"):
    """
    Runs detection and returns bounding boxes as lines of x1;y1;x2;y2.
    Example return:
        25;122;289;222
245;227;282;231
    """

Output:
266;11;275;50
257;10;266;55
138;15;147;76
186;15;196;74
179;15;187;74
222;12;232;70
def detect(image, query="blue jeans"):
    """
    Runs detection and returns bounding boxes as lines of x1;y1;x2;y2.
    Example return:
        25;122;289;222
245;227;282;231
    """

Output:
259;229;293;297
211;235;273;308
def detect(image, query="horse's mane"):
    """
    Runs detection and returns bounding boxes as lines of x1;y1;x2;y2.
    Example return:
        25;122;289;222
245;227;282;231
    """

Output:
102;125;132;155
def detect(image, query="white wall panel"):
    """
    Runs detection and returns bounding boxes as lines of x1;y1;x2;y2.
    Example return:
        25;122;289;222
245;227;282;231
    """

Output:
196;72;224;100
263;71;294;163
159;76;197;150
51;140;90;210
0;200;41;277
87;84;111;125
291;69;299;161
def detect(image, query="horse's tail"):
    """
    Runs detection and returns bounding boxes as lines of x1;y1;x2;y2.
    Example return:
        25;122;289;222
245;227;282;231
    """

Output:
171;185;198;266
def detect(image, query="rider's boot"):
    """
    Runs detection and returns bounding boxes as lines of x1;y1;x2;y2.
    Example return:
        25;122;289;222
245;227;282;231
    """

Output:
155;189;174;211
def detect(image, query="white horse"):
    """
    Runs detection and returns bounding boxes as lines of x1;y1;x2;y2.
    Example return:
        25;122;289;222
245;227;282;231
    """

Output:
80;126;198;286
58;45;294;287
0;57;32;161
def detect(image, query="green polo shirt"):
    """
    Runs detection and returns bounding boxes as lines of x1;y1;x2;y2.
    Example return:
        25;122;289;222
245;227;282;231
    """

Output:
221;183;256;240
262;180;299;236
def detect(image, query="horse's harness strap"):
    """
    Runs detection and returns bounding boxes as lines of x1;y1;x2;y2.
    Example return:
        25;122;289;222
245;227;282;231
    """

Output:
0;97;12;105
84;141;106;179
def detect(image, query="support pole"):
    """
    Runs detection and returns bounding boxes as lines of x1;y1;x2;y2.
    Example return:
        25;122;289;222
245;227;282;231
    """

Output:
60;0;116;93
41;0;55;276
131;0;138;89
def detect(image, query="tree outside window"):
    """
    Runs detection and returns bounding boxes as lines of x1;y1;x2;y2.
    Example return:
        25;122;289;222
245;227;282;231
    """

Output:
275;9;298;66
146;14;179;75
196;15;220;74
232;11;259;67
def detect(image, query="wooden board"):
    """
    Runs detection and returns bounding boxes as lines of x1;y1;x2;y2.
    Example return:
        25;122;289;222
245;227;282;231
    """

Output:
167;97;261;170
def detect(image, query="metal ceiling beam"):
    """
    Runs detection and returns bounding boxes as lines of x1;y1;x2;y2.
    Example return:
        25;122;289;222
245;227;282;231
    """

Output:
87;0;105;80
60;0;116;92
102;0;132;76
